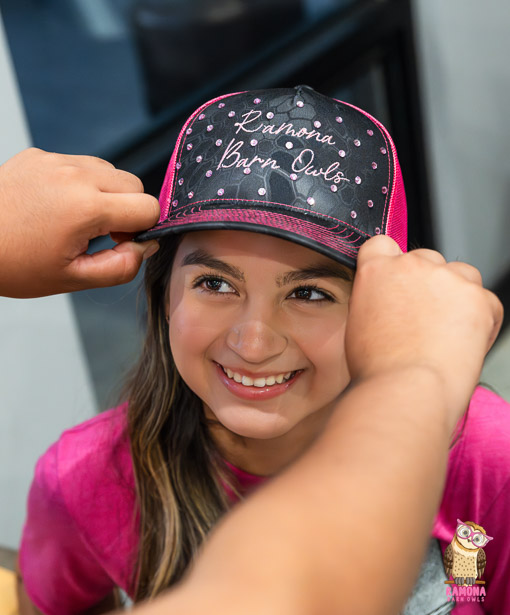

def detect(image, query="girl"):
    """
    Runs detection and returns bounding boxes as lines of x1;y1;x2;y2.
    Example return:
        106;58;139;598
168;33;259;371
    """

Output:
18;86;510;614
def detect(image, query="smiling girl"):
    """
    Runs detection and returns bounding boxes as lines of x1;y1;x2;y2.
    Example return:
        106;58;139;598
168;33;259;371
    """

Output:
18;87;510;615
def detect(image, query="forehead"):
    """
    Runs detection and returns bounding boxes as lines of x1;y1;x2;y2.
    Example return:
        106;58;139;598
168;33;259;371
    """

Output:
174;230;353;275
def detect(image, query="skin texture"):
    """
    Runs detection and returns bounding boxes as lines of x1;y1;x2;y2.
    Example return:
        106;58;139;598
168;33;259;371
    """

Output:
17;235;503;615
0;148;160;298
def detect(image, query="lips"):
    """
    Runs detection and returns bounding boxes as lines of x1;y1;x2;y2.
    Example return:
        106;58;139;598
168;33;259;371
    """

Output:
214;362;302;400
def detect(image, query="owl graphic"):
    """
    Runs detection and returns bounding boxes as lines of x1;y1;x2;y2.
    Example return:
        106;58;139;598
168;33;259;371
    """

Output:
443;519;493;586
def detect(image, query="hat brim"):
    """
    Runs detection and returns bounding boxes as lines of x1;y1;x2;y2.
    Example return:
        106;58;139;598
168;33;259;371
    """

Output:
135;207;367;271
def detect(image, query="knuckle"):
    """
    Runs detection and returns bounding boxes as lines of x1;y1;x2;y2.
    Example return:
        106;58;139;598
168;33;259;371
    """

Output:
87;155;114;168
118;169;144;192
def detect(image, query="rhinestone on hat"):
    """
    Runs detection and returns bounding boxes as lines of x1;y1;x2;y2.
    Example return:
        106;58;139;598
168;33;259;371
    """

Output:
351;211;357;219
285;142;293;149
380;147;387;155
375;227;381;234
296;100;304;108
254;98;261;104
172;199;178;207
331;185;338;192
382;186;388;194
186;128;192;135
196;155;203;163
307;197;315;206
250;139;258;146
206;170;213;177
188;191;194;199
367;129;374;136
217;188;225;196
336;116;343;123
218;102;225;108
355;176;362;184
198;114;205;120
368;200;374;208
207;125;214;132
339;150;346;158
290;173;298;181
372;162;378;170
228;111;235;117
187;143;193;150
354;139;361;147
176;162;181;169
314;121;321;128
178;178;184;186
216;139;223;146
244;168;251;175
266;112;274;119
258;187;266;196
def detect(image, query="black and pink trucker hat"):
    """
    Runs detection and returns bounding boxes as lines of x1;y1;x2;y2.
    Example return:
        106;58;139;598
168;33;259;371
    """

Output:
136;85;407;269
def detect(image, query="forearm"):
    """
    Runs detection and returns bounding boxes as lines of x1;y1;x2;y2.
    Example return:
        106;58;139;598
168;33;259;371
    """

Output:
136;367;454;615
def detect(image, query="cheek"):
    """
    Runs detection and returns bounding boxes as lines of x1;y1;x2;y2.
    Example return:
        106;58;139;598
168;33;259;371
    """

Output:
168;292;230;370
169;299;209;364
300;315;349;386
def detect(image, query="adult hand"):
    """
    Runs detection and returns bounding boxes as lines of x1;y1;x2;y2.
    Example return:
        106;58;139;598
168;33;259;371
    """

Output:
0;148;160;298
345;236;503;428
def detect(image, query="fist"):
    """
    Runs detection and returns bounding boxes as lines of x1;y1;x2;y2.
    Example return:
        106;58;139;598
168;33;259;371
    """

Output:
345;236;503;417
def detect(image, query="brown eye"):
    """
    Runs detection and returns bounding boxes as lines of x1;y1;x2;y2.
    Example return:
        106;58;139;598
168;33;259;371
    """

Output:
289;286;332;302
205;278;224;291
193;276;236;294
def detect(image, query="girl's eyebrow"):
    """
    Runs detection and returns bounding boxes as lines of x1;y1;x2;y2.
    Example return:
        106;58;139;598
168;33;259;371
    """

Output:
181;249;245;281
181;250;352;285
276;265;353;286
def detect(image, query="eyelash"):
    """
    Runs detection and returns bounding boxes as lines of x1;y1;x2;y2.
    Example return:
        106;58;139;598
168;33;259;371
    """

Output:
192;274;335;303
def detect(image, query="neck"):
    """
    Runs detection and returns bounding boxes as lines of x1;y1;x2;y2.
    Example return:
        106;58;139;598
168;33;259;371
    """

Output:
205;403;336;477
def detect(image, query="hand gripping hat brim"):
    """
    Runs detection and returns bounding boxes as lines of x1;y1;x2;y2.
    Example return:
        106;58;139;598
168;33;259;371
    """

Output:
136;86;407;269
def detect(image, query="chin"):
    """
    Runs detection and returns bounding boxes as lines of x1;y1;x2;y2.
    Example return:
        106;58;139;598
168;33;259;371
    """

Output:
212;404;295;440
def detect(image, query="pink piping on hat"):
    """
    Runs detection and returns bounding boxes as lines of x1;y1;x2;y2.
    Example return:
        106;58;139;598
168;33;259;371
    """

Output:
172;196;370;240
152;208;363;259
159;92;246;222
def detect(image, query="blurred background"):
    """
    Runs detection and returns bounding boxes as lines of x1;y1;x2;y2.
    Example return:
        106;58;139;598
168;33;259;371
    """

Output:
0;0;509;557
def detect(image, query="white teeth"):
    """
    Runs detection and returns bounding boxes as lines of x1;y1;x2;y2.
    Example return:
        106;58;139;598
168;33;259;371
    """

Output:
221;365;297;387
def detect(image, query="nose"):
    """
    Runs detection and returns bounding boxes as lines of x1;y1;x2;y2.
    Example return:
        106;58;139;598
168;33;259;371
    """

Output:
226;318;288;364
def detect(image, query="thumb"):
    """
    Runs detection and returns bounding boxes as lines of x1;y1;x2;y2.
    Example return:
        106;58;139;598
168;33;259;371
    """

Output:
357;235;402;266
66;240;160;290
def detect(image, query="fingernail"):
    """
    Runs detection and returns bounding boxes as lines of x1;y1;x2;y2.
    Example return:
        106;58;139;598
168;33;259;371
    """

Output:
142;241;160;260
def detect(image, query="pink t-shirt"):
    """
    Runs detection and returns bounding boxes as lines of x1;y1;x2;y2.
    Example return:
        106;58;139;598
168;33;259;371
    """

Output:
20;386;510;614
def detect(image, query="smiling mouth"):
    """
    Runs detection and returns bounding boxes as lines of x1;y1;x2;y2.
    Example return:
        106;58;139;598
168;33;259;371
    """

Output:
219;365;299;388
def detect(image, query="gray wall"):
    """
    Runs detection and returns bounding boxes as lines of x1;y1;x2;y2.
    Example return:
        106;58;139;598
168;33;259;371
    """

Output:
0;11;97;550
413;0;510;287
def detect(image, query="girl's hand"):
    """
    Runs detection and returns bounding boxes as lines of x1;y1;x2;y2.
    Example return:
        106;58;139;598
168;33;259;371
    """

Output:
345;236;503;425
0;148;160;298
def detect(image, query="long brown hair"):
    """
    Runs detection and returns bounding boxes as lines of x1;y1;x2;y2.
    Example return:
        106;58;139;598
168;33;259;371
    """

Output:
123;237;237;600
